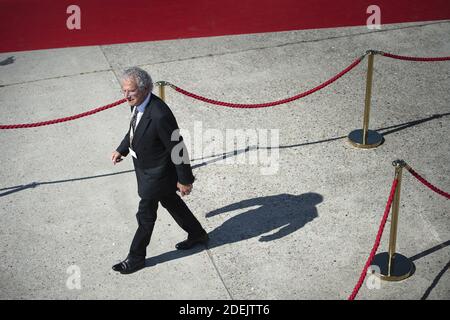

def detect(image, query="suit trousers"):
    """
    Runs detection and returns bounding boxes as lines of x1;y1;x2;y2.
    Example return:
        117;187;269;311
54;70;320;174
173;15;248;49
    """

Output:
129;192;205;258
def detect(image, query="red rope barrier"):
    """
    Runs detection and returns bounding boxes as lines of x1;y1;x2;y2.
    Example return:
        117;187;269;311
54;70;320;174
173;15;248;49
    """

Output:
348;178;399;300
381;52;450;62
406;166;450;199
2;50;450;128
172;56;364;108
0;99;127;129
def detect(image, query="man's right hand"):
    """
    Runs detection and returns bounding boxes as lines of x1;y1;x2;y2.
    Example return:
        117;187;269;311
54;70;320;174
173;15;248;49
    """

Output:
111;151;124;165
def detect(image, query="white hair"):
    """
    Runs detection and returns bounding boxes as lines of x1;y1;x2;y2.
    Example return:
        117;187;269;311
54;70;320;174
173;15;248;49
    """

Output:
120;67;153;92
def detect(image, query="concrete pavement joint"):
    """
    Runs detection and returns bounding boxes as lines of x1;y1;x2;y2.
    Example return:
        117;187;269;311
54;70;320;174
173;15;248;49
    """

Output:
205;248;234;300
133;20;450;69
99;45;122;86
0;69;112;88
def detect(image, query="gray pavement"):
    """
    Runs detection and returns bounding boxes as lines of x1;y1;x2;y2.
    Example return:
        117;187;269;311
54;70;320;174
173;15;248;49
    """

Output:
0;20;449;300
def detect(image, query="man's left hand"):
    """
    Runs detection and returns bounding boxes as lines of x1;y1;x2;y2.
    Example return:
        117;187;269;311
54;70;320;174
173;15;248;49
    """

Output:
177;182;193;197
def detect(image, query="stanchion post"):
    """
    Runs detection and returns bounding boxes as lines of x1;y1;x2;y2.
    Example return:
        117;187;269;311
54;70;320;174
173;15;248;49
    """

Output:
362;52;374;145
388;160;403;273
155;81;169;102
372;159;414;281
348;50;383;149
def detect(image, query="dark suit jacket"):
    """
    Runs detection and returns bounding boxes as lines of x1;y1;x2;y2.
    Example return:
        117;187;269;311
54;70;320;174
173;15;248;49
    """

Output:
116;94;194;199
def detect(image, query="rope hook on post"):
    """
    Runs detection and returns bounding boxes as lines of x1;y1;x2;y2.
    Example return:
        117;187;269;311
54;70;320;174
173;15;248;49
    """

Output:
348;50;384;149
371;159;414;281
155;81;173;102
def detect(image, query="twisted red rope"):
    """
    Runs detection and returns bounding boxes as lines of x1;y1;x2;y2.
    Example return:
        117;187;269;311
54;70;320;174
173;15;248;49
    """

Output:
406;167;450;199
381;52;450;62
348;178;399;300
3;51;449;128
0;99;127;129
173;56;363;108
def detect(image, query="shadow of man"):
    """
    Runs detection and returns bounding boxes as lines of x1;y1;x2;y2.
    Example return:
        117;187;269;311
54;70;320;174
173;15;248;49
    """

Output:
145;192;322;267
206;192;322;247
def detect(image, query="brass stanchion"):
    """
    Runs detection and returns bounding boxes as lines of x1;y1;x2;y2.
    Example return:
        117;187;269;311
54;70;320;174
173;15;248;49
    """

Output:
348;50;383;148
155;81;169;102
372;160;414;281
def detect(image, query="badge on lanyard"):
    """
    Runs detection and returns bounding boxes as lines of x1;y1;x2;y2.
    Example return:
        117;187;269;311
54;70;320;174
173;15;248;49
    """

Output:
129;147;138;159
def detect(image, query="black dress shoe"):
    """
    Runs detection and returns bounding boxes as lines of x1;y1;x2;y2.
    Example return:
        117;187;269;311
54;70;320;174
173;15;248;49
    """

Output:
176;233;209;250
112;256;145;274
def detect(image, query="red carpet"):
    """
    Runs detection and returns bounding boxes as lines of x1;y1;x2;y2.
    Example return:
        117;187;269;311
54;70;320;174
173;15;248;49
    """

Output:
1;0;449;53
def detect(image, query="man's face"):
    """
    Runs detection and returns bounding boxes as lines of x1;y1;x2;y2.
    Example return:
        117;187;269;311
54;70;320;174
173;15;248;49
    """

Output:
121;78;148;106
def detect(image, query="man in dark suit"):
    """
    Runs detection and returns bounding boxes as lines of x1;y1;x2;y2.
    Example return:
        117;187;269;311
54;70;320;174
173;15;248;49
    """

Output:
111;67;208;274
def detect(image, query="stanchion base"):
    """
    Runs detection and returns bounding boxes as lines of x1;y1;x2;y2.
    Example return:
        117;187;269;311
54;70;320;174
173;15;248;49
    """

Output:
347;129;383;149
371;252;414;281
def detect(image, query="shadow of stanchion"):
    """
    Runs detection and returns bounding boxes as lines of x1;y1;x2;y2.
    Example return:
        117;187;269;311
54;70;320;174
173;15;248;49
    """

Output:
406;240;450;300
378;113;450;137
0;182;39;197
409;240;450;262
145;193;322;267
0;169;135;197
191;112;450;169
2;112;449;197
0;56;15;66
420;258;450;300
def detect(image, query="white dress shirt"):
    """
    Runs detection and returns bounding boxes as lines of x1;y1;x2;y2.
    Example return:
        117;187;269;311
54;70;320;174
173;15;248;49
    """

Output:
133;92;151;129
